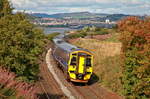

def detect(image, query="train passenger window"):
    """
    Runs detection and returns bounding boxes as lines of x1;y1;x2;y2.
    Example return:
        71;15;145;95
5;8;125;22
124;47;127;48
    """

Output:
70;57;76;65
86;58;91;66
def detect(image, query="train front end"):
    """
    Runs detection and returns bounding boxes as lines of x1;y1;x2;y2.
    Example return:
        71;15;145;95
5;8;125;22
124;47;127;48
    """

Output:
68;50;93;83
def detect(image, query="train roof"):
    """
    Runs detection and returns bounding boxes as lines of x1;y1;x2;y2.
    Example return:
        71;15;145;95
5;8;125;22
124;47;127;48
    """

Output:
53;35;91;53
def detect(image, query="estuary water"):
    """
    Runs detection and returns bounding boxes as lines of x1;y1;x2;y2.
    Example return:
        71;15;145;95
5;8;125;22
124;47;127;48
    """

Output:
42;27;77;34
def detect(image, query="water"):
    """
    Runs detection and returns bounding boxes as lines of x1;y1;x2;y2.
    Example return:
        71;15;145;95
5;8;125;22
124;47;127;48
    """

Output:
42;24;115;34
42;27;77;34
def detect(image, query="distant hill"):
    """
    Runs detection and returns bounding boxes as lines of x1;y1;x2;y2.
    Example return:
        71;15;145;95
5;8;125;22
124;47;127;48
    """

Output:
30;12;109;19
99;14;130;21
30;13;52;18
30;12;145;21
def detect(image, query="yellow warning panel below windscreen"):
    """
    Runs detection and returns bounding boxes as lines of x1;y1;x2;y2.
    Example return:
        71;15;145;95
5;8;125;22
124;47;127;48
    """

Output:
78;56;85;74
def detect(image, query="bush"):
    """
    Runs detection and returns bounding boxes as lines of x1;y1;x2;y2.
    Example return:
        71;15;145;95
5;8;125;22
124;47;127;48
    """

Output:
118;17;150;99
0;67;39;99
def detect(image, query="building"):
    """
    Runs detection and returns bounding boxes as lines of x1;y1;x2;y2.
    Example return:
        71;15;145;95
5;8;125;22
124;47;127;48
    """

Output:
105;19;110;24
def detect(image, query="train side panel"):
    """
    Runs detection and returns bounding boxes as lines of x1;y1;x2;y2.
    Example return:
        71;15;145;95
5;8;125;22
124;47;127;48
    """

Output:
53;46;69;71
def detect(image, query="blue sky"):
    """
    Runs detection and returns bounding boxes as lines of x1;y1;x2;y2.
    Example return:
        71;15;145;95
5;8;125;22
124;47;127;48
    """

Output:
10;0;150;15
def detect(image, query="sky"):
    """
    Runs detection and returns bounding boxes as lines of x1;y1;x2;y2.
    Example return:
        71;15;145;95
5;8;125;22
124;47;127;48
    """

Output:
10;0;150;15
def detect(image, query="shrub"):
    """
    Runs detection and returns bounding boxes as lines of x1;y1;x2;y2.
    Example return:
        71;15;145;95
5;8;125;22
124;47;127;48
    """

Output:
0;67;39;99
118;16;150;99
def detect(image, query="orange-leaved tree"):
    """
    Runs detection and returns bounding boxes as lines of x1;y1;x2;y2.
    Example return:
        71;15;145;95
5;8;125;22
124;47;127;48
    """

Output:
118;16;150;99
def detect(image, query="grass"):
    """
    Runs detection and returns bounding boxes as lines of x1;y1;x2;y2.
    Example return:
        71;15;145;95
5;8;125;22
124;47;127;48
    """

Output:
67;32;87;39
104;33;120;42
67;28;115;39
46;32;60;41
71;38;123;94
94;28;109;35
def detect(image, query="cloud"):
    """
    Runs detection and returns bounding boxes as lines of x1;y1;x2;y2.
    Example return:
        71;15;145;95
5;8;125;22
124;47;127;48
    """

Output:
10;0;150;15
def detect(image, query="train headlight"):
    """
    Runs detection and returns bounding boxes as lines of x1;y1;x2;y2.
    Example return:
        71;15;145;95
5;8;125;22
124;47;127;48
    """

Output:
78;74;83;80
69;73;76;79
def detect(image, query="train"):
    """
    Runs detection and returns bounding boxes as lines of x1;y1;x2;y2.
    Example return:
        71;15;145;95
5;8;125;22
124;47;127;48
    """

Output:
52;34;93;83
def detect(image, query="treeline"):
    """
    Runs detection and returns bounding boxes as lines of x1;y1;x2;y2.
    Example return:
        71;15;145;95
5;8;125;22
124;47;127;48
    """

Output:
0;0;46;82
118;17;150;99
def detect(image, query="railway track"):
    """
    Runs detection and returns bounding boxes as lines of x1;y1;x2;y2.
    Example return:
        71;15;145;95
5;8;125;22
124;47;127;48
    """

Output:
39;82;51;99
42;63;62;94
39;54;66;99
70;82;103;99
85;85;103;99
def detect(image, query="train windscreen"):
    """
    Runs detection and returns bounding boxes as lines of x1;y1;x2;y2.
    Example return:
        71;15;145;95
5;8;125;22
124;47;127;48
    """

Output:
85;58;91;67
70;57;76;65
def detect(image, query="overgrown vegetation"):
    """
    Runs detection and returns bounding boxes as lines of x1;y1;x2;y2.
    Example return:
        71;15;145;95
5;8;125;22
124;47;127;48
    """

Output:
0;0;46;82
0;67;39;99
118;17;150;99
71;39;123;94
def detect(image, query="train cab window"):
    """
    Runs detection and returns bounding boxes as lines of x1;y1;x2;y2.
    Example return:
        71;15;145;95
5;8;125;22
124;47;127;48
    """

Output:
85;58;91;67
57;40;63;44
70;57;76;65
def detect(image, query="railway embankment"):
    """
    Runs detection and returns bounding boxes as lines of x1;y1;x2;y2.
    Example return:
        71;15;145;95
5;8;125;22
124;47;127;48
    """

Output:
38;33;123;99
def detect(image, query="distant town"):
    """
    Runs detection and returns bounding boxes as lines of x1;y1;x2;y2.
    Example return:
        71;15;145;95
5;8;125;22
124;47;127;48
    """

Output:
33;17;116;29
30;12;145;29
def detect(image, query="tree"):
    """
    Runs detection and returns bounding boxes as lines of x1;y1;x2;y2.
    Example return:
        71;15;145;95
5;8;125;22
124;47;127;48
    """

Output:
118;17;150;99
0;13;46;82
0;0;46;82
0;0;13;17
82;26;90;32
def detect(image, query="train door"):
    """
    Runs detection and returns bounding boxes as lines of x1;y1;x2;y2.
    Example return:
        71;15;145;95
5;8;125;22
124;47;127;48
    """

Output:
78;56;85;74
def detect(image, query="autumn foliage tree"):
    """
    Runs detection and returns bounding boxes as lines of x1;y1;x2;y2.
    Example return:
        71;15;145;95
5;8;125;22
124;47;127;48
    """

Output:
118;17;150;99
